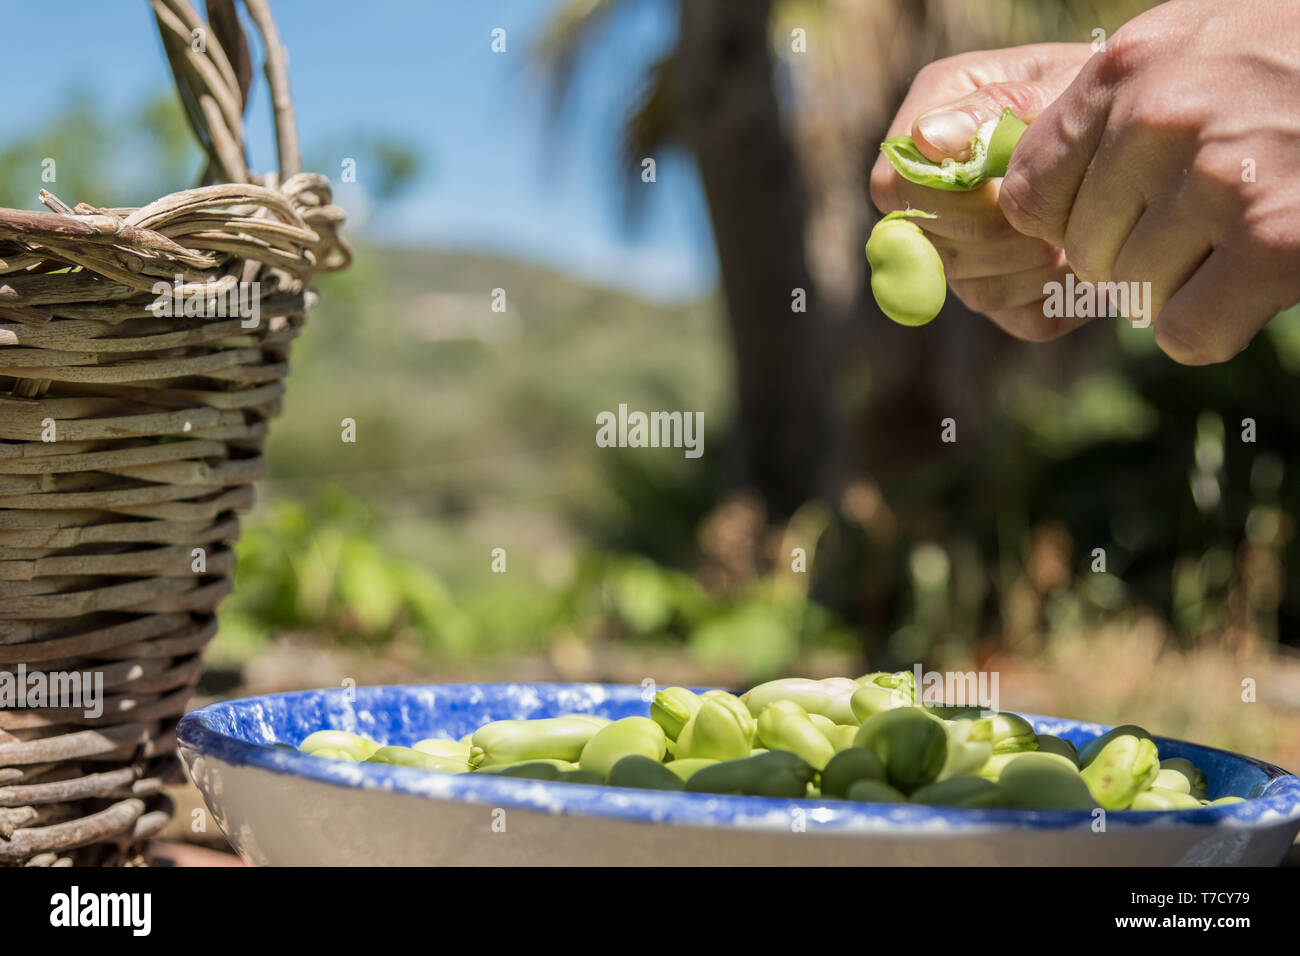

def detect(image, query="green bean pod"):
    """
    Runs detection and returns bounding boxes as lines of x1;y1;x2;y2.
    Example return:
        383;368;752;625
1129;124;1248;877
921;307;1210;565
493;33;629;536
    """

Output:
473;717;604;767
650;687;702;740
820;747;887;799
607;754;686;791
880;107;1026;190
998;753;1095;810
1079;734;1160;810
578;717;667;779
852;706;948;794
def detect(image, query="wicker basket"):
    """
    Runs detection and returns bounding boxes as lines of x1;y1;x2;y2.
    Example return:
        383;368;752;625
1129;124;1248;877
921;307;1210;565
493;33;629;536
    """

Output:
0;0;347;865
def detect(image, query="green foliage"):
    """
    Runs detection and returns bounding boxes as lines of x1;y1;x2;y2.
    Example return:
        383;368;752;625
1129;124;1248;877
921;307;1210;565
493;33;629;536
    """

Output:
0;92;199;210
222;486;854;682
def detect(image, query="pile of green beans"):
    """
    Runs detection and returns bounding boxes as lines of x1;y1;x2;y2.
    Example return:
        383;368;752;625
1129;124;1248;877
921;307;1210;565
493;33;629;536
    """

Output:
867;108;1027;326
293;673;1245;812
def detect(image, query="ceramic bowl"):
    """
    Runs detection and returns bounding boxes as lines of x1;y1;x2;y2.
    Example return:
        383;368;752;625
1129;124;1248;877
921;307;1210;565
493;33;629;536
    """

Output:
176;682;1300;866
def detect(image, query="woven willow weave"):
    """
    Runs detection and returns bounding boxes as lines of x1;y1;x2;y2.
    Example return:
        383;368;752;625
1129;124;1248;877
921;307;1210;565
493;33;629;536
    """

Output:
0;0;348;865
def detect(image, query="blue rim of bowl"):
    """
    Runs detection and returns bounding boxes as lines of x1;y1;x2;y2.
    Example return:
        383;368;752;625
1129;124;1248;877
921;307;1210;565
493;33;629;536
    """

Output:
176;683;1300;834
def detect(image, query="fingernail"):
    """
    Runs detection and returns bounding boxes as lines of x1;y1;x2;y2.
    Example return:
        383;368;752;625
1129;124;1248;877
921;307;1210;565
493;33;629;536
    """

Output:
916;110;980;158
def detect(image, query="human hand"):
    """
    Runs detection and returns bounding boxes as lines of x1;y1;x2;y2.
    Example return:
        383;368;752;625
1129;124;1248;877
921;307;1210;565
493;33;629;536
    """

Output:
999;0;1300;364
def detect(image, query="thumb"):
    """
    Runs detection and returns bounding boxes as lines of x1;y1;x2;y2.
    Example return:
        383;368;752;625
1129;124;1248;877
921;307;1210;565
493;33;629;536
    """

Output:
910;77;1072;163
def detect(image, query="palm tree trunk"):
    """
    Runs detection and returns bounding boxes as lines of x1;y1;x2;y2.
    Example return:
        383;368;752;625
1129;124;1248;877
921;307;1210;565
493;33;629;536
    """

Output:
675;0;836;518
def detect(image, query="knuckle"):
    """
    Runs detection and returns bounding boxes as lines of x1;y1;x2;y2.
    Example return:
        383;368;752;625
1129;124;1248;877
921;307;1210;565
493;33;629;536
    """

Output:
1154;320;1234;366
999;167;1058;240
1095;24;1161;86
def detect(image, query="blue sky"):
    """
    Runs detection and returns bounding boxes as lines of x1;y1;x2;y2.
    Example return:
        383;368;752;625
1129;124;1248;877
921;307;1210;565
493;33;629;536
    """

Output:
0;0;718;302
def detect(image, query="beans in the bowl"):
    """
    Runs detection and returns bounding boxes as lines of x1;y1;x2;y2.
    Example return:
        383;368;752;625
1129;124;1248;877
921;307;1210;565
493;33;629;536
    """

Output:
291;673;1239;811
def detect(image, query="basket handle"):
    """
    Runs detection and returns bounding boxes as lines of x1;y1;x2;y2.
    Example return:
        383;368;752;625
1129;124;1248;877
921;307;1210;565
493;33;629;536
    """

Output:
150;0;301;185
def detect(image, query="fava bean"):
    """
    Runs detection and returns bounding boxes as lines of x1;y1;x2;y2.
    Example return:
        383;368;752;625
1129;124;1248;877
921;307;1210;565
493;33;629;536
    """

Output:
650;687;701;740
1158;758;1208;800
998;753;1095;810
852;706;948;793
578;717;667;779
298;730;380;761
1151;768;1191;794
473;717;603;767
557;769;608;786
685;750;815;798
825;725;861;751
977;750;1076;781
664;758;718;781
820;747;886;799
607;754;685;791
412;738;475;761
756;701;835;770
304;747;358;762
675;693;756;762
556;713;613;728
866;210;946;327
844;779;907;804
1132;786;1202;811
910;774;1005;808
741;677;859;726
807;713;837;734
1077;724;1153;768
935;719;993;781
1079;734;1160;810
477;761;571;780
1033;734;1080;767
968;713;1038;754
366;745;470;773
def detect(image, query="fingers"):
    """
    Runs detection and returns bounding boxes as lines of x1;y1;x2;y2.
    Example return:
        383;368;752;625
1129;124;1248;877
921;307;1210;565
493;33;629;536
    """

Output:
948;251;1097;342
1154;247;1284;365
930;230;1059;281
911;76;1082;163
1111;197;1216;327
883;43;1096;141
999;53;1115;245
